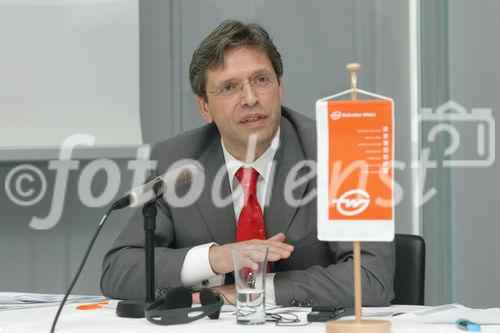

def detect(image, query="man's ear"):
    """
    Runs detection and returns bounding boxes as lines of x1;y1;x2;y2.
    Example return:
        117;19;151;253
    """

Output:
195;95;213;123
278;78;285;104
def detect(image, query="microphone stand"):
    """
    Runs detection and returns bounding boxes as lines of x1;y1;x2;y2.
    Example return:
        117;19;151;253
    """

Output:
50;166;197;330
144;201;157;303
116;201;158;318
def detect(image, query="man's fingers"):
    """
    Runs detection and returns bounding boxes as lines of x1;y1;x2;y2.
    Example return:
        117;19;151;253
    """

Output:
256;238;294;260
268;233;286;241
267;240;294;250
267;248;292;261
242;257;260;270
237;236;294;262
266;243;293;261
249;237;293;250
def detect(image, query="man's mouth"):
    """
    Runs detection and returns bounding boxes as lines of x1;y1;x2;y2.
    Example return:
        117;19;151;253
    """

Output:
240;114;268;124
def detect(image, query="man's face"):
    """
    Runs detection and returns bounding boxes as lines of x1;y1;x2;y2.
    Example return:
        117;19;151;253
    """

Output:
195;46;283;161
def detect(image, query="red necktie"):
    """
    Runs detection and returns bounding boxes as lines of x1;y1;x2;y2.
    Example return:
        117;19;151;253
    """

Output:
235;167;266;242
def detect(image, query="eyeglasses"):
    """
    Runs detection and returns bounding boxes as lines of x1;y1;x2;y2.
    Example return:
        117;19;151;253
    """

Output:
206;74;275;99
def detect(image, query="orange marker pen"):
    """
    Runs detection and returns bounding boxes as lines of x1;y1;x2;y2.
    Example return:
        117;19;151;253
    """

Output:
76;301;109;310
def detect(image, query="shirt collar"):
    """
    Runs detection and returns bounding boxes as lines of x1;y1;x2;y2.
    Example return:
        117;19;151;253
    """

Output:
221;127;280;189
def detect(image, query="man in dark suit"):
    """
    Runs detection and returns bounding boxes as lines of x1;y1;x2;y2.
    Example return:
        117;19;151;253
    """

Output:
101;20;394;307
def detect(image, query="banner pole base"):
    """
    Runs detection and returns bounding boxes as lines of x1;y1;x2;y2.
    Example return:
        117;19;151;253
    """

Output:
326;319;391;333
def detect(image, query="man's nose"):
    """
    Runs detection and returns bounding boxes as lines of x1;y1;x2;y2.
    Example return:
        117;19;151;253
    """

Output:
240;82;258;107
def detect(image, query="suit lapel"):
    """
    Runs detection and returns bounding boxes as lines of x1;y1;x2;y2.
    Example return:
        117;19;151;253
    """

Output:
264;117;311;237
195;137;237;245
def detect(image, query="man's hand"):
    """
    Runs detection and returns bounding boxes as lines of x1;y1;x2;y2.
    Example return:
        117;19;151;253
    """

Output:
212;284;236;305
208;233;293;275
192;284;236;305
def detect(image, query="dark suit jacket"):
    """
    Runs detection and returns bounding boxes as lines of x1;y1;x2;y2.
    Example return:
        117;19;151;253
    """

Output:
100;107;395;307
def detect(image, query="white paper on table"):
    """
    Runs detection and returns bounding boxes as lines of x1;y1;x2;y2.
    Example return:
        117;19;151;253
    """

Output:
419;305;500;325
0;292;105;311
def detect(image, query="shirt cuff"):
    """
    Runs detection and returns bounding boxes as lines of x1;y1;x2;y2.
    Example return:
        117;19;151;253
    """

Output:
180;242;219;286
265;273;277;306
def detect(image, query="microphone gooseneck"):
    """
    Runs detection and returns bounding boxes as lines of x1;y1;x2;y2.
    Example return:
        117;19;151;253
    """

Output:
50;206;115;333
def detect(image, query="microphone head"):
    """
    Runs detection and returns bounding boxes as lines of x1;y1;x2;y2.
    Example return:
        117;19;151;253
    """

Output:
174;164;198;188
125;163;200;208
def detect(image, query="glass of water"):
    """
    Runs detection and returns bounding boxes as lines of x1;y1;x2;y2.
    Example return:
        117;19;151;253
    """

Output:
231;245;268;325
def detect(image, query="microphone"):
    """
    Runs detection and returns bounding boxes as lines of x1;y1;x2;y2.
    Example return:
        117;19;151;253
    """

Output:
50;163;199;332
112;164;198;210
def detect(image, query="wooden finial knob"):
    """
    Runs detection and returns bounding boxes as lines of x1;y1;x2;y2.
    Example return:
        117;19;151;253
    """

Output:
346;63;361;72
346;63;361;100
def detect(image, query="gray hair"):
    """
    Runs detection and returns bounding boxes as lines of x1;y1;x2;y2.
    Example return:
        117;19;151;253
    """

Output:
189;19;283;99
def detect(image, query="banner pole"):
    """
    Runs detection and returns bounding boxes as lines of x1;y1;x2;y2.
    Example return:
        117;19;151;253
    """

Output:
353;240;362;322
347;62;363;324
325;63;390;333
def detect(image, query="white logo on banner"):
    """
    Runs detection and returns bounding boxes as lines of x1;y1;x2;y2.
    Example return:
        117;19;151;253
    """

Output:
330;111;341;120
332;189;370;216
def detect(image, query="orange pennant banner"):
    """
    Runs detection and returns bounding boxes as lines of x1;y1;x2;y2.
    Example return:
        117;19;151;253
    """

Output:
317;96;394;241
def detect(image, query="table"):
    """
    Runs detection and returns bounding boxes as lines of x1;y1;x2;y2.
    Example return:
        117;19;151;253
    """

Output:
1;301;499;333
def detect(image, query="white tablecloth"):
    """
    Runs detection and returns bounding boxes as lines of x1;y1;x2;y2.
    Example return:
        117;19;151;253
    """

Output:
1;301;499;333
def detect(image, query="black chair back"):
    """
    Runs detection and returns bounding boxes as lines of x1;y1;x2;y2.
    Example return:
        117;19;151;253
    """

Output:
392;234;426;305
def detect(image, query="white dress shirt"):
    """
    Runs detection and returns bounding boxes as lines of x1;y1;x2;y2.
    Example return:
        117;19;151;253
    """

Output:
180;128;280;305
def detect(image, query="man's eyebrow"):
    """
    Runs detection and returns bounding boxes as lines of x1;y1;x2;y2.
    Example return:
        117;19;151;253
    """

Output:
213;69;273;86
248;68;273;77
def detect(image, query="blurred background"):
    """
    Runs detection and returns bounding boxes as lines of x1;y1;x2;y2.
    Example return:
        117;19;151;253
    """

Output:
0;0;498;308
